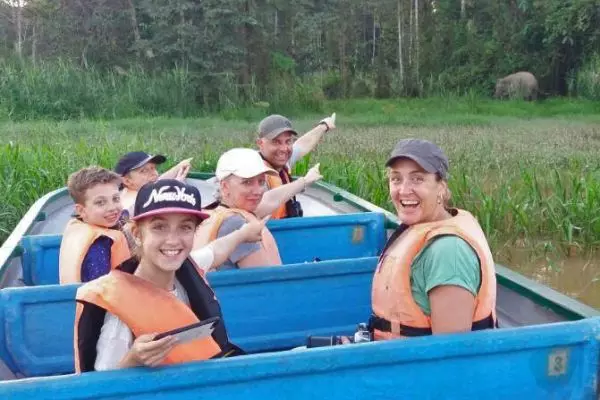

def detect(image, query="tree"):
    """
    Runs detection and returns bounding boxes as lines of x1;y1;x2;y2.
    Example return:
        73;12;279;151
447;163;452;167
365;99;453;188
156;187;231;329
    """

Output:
0;0;599;101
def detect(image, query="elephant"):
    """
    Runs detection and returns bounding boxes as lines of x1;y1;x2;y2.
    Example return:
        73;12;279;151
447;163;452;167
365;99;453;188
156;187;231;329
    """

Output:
494;71;539;101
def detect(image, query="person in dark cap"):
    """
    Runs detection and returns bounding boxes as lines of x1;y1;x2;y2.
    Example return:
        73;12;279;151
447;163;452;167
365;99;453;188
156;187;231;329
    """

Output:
256;113;336;219
114;151;193;214
73;179;265;373
366;138;497;342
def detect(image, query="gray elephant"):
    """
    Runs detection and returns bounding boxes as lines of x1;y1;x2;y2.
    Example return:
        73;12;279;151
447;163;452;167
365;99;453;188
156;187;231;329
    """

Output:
494;71;539;101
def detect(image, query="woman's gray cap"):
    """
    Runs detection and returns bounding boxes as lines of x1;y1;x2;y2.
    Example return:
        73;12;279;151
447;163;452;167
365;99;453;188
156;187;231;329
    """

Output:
386;139;449;180
258;115;298;139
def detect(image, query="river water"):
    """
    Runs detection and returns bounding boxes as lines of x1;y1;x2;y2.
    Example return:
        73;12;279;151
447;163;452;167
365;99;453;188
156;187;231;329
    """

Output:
498;248;600;309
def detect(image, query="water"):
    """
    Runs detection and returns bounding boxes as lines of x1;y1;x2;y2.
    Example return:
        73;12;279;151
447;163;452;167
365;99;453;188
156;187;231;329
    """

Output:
498;248;600;309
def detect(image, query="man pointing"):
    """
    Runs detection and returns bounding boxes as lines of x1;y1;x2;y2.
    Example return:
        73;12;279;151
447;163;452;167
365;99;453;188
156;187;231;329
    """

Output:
256;113;336;219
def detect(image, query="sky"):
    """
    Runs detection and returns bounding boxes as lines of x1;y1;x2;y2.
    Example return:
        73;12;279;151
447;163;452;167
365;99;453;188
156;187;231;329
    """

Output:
2;0;27;7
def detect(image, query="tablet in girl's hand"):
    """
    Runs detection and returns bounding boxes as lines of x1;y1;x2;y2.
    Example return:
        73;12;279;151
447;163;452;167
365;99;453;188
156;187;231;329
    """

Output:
154;316;220;345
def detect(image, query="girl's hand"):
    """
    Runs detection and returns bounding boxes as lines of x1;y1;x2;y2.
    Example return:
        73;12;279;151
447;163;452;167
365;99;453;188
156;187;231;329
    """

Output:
129;333;178;367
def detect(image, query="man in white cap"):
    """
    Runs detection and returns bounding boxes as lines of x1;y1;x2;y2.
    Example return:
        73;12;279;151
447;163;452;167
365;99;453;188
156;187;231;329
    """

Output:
193;148;322;270
256;113;336;219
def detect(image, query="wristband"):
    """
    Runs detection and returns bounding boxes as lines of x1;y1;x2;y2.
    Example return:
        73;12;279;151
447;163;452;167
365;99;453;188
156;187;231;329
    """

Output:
319;121;329;132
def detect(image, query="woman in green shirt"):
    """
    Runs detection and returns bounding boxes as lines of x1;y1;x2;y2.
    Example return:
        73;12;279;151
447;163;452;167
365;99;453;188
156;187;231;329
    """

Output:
369;139;497;339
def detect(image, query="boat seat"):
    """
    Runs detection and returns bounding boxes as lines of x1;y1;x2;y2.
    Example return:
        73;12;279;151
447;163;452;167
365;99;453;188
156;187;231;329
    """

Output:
20;235;62;287
20;212;386;286
0;257;377;378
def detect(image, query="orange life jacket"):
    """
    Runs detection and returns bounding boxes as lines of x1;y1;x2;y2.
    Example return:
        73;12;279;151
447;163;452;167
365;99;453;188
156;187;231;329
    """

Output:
74;258;241;373
265;166;288;219
59;218;131;284
262;159;303;220
193;206;282;269
371;209;497;340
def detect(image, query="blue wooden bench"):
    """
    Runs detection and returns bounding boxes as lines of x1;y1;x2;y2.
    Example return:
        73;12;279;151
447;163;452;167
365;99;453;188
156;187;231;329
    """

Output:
0;257;376;378
20;212;386;286
1;317;599;398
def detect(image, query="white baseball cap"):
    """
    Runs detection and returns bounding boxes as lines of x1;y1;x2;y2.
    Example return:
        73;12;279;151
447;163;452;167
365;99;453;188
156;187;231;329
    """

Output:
215;148;277;181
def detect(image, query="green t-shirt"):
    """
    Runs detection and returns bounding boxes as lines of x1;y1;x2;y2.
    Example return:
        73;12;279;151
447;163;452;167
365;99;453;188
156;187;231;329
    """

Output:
410;235;481;316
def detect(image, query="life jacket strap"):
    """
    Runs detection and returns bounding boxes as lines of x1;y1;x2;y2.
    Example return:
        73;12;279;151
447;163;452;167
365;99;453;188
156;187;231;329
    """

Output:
213;342;246;359
472;314;498;330
369;314;432;337
369;313;496;337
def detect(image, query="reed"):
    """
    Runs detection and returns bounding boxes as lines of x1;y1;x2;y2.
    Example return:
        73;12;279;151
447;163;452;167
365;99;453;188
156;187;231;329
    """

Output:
2;107;600;255
5;100;600;305
0;60;326;121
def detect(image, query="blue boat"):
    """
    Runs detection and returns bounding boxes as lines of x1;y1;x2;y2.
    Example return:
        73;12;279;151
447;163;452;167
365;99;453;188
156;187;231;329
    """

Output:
0;173;599;398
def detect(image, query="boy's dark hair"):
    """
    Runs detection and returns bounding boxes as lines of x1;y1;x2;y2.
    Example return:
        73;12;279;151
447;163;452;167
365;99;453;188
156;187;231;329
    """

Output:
67;166;121;205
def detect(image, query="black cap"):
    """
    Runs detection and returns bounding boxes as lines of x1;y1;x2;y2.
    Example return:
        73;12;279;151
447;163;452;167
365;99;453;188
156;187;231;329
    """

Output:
386;139;449;180
258;115;298;139
132;179;209;221
114;151;166;176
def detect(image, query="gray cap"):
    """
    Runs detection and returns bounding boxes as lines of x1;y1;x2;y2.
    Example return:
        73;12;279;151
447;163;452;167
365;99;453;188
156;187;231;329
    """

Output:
385;139;449;180
258;115;298;139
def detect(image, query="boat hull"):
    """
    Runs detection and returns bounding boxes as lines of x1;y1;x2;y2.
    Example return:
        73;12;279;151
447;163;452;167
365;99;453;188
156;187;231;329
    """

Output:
0;256;590;381
1;173;599;395
1;317;599;399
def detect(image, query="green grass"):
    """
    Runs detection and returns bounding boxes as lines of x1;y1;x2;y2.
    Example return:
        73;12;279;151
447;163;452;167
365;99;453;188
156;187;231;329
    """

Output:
2;98;600;250
3;59;600;123
0;60;324;121
2;98;600;305
327;97;600;126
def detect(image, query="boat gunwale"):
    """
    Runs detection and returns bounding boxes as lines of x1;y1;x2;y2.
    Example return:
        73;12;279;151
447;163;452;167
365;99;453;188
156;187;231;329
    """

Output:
1;172;598;320
1;316;600;396
0;187;67;285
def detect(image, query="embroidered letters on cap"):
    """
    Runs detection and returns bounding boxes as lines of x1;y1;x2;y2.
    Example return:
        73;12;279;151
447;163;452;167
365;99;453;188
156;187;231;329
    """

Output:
143;186;197;208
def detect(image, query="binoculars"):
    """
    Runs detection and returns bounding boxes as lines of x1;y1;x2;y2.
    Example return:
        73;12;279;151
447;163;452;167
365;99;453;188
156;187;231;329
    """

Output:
286;198;304;218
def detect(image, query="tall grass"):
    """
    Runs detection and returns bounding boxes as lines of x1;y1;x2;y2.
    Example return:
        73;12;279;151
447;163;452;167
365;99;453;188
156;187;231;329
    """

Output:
0;61;199;120
570;53;600;100
4;102;600;306
2;109;600;254
0;60;326;121
5;60;600;122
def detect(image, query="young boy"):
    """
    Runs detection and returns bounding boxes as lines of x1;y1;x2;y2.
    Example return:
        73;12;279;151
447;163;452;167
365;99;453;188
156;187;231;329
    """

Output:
114;151;193;215
59;166;266;285
59;166;131;284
